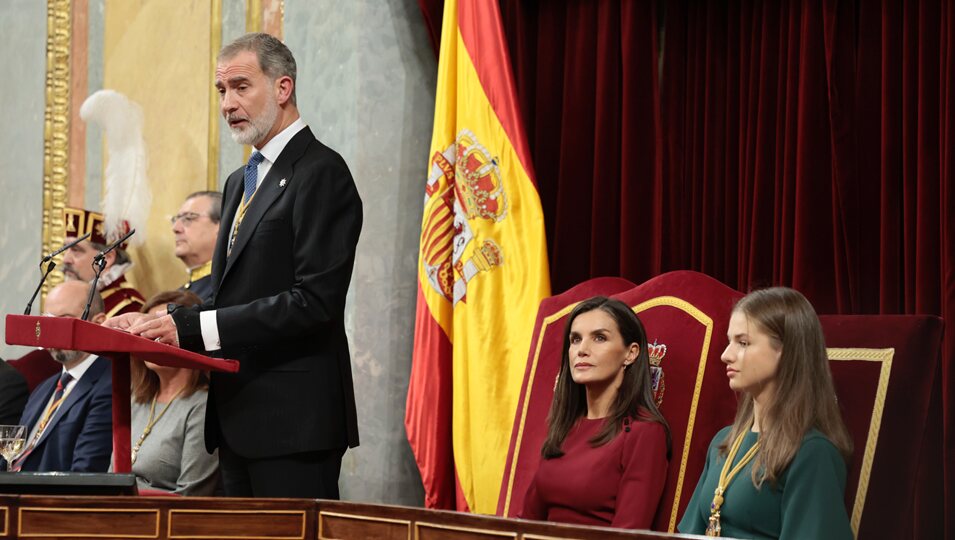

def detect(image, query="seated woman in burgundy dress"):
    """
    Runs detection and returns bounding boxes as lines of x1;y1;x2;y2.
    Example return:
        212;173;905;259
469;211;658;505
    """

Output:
520;296;671;529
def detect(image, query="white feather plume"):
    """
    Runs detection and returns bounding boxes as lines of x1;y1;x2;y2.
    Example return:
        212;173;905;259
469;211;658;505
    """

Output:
80;89;151;246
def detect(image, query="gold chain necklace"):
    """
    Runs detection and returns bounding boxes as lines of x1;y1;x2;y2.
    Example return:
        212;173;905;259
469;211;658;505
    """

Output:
706;429;760;537
131;387;185;465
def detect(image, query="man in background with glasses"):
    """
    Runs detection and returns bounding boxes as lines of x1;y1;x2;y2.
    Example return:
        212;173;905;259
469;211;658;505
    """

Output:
172;191;222;304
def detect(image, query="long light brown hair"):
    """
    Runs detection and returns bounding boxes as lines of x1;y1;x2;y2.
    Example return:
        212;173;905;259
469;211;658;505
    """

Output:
541;296;671;459
130;290;208;403
719;287;853;487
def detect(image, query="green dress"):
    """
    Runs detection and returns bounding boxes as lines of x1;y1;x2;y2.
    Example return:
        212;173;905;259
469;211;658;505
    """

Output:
678;426;853;539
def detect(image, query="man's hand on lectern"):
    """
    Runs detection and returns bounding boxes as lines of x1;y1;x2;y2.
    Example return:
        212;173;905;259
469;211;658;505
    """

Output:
130;314;180;348
103;312;154;332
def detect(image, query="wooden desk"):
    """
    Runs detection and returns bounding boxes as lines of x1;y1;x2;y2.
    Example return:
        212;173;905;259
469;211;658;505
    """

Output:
0;495;706;539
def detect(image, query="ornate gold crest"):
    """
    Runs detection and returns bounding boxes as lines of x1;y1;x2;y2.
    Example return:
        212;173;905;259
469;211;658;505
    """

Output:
420;129;507;306
35;320;42;343
648;340;667;407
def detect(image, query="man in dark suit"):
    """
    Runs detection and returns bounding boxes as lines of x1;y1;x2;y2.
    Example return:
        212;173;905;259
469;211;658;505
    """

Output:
11;281;112;472
110;33;362;498
0;358;29;425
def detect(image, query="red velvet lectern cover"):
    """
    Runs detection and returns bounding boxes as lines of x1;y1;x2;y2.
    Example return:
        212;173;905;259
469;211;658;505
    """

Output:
5;315;239;474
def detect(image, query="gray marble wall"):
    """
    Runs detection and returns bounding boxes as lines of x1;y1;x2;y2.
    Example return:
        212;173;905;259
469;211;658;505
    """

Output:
0;1;48;360
285;0;435;506
216;0;249;184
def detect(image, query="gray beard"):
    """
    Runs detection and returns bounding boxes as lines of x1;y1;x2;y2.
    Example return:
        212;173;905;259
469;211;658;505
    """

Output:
228;98;279;147
50;348;84;365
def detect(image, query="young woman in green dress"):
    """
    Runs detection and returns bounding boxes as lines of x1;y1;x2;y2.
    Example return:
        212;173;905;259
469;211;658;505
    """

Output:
678;287;854;539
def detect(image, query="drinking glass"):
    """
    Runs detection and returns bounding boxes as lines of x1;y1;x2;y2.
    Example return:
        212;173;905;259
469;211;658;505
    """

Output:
0;424;27;469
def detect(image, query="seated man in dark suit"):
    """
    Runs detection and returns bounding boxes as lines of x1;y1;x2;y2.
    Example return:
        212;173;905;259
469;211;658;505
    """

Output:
0;358;29;425
10;281;113;472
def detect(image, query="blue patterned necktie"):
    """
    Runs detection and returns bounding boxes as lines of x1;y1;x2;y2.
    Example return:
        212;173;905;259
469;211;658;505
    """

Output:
9;371;73;471
244;151;265;204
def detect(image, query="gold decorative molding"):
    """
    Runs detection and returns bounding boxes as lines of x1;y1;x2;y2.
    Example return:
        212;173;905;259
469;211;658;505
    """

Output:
207;0;223;190
827;347;894;538
246;0;262;32
317;511;411;540
414;522;517;538
632;296;713;532
41;0;73;302
168;509;306;539
19;507;160;538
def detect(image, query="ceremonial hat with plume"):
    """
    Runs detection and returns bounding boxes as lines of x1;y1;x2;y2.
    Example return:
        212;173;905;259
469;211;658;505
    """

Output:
79;89;151;247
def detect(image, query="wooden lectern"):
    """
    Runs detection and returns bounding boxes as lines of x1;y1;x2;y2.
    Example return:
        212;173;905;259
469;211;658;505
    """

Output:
4;315;239;473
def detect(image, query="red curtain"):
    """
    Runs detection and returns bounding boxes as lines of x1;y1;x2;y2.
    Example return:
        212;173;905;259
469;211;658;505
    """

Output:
419;0;954;535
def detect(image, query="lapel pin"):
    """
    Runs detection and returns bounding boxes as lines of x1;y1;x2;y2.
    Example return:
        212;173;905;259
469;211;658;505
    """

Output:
279;178;287;188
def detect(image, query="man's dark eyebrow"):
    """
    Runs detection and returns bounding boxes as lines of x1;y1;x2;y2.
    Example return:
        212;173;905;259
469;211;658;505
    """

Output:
215;75;251;88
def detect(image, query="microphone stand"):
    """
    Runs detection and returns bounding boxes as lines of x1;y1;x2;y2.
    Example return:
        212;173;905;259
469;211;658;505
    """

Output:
23;260;56;315
22;232;91;315
80;228;134;321
81;256;107;321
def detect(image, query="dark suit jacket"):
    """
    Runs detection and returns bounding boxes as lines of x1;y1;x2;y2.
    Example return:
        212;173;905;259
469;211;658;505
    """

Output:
181;274;214;305
0;359;28;425
17;356;113;472
173;126;362;460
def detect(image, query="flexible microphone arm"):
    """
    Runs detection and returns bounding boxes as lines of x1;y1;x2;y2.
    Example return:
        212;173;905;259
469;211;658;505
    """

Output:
82;229;135;321
23;260;57;315
23;232;93;315
42;232;91;263
81;257;107;322
93;228;135;265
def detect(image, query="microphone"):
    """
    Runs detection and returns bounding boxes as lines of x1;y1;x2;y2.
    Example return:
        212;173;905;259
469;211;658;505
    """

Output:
23;233;92;315
82;229;135;321
93;228;135;264
41;232;91;263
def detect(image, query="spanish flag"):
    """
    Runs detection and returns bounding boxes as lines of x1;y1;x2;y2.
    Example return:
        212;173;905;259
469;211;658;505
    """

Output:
405;0;550;514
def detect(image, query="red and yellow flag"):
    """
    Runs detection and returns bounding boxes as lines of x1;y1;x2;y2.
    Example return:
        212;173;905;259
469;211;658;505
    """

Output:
405;0;550;514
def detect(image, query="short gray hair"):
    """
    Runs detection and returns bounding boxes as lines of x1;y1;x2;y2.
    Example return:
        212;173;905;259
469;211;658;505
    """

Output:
219;33;297;105
186;191;223;224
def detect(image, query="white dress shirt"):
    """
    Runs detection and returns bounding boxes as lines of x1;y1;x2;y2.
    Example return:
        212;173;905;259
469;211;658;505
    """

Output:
199;117;308;352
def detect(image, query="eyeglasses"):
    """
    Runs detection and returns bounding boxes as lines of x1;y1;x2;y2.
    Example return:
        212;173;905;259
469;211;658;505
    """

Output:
169;212;206;226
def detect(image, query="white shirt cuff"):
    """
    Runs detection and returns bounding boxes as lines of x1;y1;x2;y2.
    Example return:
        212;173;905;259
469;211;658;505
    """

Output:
199;310;222;351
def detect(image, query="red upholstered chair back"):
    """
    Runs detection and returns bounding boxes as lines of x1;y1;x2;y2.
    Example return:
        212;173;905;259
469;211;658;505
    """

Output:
498;271;945;538
819;315;944;539
7;348;60;392
497;271;743;531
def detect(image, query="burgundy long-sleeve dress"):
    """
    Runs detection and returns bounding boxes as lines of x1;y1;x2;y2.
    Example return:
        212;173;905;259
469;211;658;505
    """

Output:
521;417;668;529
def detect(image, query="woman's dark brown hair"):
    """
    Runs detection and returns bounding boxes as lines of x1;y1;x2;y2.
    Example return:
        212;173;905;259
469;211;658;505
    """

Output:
130;290;208;403
719;287;853;487
541;296;671;459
